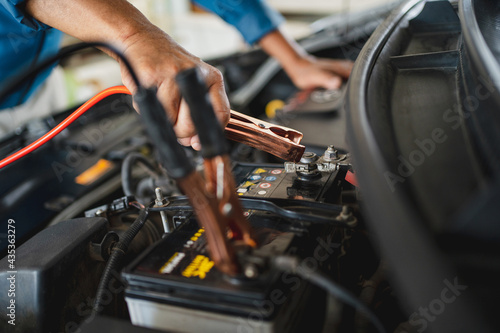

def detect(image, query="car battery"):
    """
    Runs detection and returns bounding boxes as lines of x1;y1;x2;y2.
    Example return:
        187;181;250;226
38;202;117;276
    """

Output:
122;162;344;333
231;162;341;202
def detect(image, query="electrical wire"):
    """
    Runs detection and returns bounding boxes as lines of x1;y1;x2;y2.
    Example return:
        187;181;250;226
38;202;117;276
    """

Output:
0;41;140;169
0;85;131;170
355;262;387;333
92;206;149;316
273;255;386;333
129;201;145;210
0;42;139;103
121;151;158;197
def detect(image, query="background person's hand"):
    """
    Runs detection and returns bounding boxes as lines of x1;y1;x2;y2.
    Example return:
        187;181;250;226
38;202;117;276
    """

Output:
259;29;353;91
283;56;353;90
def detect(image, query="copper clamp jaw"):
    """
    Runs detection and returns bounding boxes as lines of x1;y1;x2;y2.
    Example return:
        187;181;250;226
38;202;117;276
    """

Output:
226;111;306;163
176;155;256;276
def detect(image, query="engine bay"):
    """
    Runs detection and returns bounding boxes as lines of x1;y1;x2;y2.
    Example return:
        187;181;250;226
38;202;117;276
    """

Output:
1;1;500;332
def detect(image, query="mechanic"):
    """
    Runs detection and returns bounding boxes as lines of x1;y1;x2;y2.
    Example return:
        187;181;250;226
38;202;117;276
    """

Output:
0;0;353;147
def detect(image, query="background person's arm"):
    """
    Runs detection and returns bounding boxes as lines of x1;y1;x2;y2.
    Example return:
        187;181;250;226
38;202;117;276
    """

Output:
193;0;353;90
259;29;353;90
25;0;230;150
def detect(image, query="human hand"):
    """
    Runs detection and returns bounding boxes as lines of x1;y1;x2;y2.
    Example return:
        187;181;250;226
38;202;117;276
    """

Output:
119;28;230;150
24;0;229;150
283;55;354;90
259;29;353;91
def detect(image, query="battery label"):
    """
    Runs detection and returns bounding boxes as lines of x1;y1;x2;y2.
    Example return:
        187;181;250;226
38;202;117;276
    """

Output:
181;255;214;279
157;228;214;279
237;167;286;198
241;181;256;188
159;252;185;274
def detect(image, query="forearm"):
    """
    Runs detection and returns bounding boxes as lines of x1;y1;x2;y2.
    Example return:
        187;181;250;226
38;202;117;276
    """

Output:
24;0;229;149
25;0;201;92
259;28;353;90
24;0;157;58
258;28;309;71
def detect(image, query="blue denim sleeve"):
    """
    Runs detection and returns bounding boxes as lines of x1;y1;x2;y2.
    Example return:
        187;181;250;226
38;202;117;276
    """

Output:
0;0;50;31
0;1;62;108
193;0;284;45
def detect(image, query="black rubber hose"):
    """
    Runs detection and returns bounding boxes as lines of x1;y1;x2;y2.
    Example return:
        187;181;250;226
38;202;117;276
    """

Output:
121;152;158;197
92;208;149;316
273;255;386;333
355;262;387;333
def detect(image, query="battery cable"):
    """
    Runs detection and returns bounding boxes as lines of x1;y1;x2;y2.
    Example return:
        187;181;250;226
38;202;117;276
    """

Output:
0;85;132;170
0;41;141;170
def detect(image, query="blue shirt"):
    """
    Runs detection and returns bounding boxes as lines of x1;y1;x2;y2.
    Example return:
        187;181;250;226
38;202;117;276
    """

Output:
193;0;283;45
0;0;283;109
0;0;62;108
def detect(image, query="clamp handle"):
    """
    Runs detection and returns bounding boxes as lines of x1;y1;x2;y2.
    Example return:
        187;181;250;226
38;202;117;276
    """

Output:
134;87;194;179
176;67;256;276
175;67;228;158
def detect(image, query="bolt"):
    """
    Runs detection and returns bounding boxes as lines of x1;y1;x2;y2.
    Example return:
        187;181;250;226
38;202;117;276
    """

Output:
341;205;350;217
337;205;358;227
222;203;233;216
244;264;259;279
324;145;338;161
258;123;266;128
155;187;173;233
155;187;163;204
